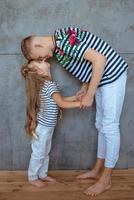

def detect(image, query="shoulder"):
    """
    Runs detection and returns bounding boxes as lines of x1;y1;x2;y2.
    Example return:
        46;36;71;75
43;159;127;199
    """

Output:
54;27;89;39
46;81;60;96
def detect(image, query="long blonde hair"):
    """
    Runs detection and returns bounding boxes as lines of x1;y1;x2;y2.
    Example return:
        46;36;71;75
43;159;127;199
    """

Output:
21;62;47;137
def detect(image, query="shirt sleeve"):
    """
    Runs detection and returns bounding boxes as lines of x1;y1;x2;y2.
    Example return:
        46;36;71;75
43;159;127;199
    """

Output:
46;82;60;97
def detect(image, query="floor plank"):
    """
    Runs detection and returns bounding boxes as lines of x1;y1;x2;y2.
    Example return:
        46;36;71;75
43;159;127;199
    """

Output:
0;169;134;200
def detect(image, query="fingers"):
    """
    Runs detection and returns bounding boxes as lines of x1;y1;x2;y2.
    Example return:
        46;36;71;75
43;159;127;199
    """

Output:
81;105;89;109
80;101;82;109
80;102;89;109
79;94;93;109
80;100;93;109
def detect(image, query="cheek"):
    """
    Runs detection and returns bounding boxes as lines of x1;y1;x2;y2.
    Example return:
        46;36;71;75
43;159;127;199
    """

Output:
49;50;53;57
37;68;43;75
31;50;39;59
43;48;50;55
33;48;43;57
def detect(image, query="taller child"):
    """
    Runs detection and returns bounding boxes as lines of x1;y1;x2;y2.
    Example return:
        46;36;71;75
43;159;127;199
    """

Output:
21;27;128;196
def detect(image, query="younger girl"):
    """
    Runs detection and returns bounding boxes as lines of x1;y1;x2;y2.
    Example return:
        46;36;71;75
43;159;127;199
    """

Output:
21;60;80;187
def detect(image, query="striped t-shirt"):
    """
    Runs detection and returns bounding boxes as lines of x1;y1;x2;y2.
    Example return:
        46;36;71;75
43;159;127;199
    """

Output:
54;27;128;87
37;80;59;127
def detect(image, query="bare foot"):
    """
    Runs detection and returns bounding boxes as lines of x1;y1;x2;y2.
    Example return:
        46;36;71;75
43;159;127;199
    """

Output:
40;176;57;183
76;168;104;180
29;179;47;188
84;178;111;196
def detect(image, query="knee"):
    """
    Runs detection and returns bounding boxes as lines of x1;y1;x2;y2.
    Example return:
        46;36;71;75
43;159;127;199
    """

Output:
31;151;45;161
100;121;120;135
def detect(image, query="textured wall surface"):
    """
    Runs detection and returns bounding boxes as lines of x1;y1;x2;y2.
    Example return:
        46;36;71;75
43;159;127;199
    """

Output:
0;0;134;170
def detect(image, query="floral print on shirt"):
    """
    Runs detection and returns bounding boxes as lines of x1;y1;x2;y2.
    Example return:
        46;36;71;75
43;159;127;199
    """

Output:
54;27;84;65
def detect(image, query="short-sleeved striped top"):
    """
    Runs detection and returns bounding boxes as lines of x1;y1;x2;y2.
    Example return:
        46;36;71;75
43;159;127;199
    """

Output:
37;80;59;127
54;27;128;87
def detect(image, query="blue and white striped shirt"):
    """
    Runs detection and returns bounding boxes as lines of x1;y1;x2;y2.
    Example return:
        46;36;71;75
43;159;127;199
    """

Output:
37;80;59;127
54;27;128;87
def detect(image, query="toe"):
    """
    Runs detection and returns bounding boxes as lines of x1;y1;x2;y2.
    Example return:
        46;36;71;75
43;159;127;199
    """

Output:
84;189;91;196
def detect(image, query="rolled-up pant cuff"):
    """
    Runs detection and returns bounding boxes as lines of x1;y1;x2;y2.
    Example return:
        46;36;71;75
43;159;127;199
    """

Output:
28;175;38;181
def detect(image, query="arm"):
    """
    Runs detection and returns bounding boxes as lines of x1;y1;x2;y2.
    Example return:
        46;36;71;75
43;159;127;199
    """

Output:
62;95;76;101
52;93;80;108
81;48;106;108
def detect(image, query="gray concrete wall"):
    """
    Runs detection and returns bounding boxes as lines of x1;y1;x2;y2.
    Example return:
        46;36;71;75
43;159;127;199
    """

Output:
0;0;134;170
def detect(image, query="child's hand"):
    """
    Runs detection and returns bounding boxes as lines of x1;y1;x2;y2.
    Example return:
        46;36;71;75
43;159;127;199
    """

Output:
76;88;87;101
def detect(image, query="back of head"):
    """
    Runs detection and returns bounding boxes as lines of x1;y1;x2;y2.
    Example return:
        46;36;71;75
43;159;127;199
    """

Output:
21;36;35;60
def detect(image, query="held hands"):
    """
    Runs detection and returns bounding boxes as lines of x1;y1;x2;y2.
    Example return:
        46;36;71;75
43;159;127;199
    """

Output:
76;85;87;101
76;86;94;109
80;93;94;109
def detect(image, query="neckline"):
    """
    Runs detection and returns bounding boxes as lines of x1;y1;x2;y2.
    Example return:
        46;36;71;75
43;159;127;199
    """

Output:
45;79;56;84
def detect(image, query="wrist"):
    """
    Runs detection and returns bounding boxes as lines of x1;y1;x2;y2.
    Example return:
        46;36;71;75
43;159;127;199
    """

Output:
86;89;96;98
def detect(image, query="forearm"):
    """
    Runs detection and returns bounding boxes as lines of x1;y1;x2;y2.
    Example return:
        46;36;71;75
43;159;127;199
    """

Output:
87;57;106;96
52;93;80;108
63;95;76;101
80;49;106;108
59;100;80;109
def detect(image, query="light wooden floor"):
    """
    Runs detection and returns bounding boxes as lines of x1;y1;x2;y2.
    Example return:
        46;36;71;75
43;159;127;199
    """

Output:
0;169;134;200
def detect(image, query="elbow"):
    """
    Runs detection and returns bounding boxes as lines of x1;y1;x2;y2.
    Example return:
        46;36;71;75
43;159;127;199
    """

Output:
96;54;107;68
59;103;67;109
59;104;64;108
100;54;107;66
57;101;65;108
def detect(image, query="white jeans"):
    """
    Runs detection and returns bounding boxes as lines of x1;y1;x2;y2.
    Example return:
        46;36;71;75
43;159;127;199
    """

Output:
28;124;54;181
95;71;127;168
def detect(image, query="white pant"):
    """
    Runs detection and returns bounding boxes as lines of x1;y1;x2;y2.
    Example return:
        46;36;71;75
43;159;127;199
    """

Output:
95;71;127;168
28;124;54;181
